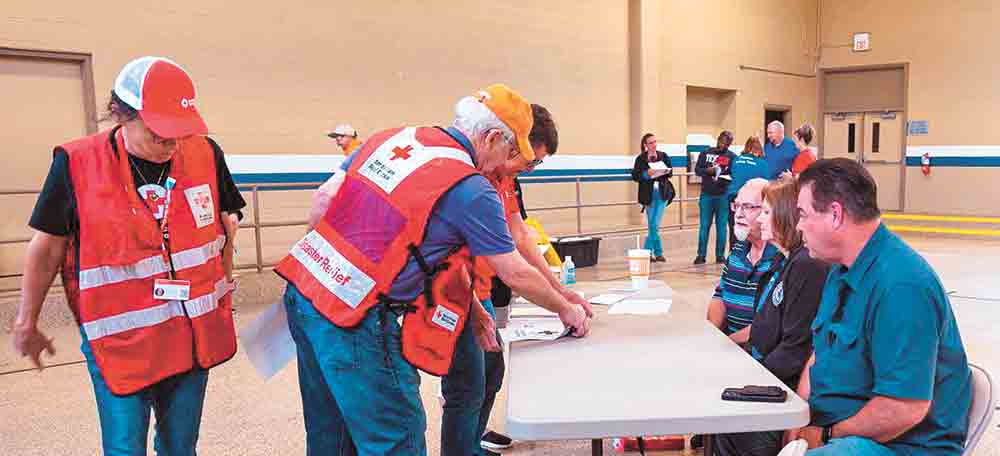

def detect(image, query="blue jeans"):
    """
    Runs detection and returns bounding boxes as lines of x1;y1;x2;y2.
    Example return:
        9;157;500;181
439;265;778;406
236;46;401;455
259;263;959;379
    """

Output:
441;298;503;456
80;328;209;456
284;284;426;456
643;188;667;257
805;436;895;456
698;193;729;258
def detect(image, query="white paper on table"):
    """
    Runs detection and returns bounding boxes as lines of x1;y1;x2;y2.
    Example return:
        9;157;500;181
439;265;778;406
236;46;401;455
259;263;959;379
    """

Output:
499;318;571;342
589;293;632;306
239;301;297;380
608;298;672;315
648;161;669;171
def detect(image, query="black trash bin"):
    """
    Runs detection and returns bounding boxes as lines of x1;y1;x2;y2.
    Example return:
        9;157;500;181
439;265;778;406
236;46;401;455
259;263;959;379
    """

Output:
550;237;601;268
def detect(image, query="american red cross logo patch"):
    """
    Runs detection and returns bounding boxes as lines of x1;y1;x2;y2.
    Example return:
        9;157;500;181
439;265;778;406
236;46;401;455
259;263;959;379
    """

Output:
391;145;413;161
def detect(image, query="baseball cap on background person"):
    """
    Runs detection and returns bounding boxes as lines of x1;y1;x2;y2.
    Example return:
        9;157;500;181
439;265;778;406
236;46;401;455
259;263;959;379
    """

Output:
113;56;209;139
475;84;535;161
327;124;357;138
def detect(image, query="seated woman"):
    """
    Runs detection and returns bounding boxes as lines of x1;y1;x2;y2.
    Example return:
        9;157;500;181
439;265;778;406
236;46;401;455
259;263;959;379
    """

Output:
710;177;830;456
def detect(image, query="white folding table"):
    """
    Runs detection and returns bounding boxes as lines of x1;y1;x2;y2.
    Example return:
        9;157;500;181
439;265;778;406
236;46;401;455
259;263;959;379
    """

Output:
505;281;809;455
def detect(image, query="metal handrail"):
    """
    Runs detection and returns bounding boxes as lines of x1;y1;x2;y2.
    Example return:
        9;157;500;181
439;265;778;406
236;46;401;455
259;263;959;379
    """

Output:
0;171;701;292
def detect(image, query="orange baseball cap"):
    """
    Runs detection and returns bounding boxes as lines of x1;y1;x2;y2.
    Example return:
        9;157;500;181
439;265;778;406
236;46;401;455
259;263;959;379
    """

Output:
475;84;535;160
113;56;209;139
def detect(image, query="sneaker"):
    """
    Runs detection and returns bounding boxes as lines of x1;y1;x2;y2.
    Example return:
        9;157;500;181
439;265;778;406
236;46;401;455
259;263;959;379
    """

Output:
716;256;726;264
693;256;706;265
481;430;513;450
654;255;666;262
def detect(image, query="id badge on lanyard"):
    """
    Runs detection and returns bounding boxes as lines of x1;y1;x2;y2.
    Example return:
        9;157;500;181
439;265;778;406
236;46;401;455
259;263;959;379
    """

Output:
155;177;191;298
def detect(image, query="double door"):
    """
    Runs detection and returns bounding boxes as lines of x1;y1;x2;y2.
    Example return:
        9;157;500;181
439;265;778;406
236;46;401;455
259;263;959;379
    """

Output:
822;111;904;211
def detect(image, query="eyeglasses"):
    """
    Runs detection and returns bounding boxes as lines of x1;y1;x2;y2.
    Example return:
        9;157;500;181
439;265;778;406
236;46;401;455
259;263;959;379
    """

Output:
731;202;763;213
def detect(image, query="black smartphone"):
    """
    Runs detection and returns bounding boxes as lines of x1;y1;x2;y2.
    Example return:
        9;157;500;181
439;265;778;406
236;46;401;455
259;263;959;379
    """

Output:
721;385;787;403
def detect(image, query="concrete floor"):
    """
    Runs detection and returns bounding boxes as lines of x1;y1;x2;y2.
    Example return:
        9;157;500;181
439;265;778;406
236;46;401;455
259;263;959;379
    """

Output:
1;233;998;455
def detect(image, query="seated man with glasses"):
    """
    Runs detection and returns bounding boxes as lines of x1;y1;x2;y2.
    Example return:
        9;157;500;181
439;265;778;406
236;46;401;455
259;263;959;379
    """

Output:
706;178;778;344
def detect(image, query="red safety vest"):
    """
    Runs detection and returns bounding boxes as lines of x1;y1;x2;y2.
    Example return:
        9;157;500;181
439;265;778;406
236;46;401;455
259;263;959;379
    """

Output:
275;126;480;375
60;128;237;395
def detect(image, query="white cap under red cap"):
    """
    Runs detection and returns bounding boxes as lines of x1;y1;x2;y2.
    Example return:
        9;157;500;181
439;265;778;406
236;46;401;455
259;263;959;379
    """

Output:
113;56;208;139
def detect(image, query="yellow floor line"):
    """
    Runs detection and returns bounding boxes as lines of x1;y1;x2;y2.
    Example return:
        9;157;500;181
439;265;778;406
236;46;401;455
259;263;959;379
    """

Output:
887;225;1000;236
882;214;1000;224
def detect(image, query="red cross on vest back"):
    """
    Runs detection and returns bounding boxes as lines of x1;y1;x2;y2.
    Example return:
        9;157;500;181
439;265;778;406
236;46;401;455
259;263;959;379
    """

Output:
391;145;413;160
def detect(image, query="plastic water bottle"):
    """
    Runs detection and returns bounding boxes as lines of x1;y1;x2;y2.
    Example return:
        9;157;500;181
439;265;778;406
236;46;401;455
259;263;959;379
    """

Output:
562;256;577;285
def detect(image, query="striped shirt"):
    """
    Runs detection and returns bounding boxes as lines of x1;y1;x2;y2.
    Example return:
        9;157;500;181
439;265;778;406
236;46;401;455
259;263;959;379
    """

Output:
713;240;779;334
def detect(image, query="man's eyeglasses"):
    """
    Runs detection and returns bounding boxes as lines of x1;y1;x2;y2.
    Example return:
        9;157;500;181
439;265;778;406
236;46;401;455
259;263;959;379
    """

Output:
731;202;763;213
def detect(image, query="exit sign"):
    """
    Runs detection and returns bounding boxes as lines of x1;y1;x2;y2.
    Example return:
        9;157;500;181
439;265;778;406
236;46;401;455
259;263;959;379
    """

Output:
853;33;871;52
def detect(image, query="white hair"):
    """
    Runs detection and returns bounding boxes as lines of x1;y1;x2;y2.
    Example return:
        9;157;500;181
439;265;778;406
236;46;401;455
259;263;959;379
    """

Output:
740;178;770;200
767;120;785;132
452;96;515;143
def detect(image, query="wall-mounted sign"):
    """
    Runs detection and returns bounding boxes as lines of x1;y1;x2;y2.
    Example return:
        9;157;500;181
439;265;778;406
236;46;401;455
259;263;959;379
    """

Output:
908;120;929;136
853;33;871;52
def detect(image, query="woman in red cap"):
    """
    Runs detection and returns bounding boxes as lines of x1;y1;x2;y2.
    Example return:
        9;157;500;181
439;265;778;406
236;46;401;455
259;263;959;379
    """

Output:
13;56;245;455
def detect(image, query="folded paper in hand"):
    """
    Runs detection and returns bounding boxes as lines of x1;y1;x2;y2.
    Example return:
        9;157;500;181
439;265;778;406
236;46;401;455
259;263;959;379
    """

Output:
239;301;297;380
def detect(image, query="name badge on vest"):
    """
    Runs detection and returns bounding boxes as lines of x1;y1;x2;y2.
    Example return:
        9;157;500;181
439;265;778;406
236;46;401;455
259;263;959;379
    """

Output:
154;279;191;300
431;305;460;332
184;184;215;228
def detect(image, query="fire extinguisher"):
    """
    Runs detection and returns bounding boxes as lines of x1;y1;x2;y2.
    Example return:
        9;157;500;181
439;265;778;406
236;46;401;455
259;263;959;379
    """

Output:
921;152;931;176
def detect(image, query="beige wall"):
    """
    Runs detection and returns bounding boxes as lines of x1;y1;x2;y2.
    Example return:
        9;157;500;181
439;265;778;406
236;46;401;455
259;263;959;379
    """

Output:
0;1;825;276
818;0;1000;215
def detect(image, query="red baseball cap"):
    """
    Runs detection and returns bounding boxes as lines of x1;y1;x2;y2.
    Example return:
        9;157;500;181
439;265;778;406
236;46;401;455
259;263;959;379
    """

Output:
113;56;209;138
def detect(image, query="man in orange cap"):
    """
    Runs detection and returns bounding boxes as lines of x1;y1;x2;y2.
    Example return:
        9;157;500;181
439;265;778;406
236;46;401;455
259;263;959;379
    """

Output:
282;84;591;455
13;56;244;455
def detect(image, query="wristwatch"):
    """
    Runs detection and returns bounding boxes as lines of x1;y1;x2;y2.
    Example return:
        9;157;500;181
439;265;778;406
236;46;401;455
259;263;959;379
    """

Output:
821;425;834;444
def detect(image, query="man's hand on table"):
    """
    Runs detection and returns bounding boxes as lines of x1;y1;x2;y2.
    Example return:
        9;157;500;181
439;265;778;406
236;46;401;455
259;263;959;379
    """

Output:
558;303;591;337
560;287;594;318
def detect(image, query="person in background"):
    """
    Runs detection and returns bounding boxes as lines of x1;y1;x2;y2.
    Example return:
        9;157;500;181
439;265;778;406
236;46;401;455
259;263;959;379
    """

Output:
694;131;736;264
711;176;828;456
787;159;971;455
630;133;675;262
327;123;362;154
764;121;798;179
727;136;770;250
790;123;817;176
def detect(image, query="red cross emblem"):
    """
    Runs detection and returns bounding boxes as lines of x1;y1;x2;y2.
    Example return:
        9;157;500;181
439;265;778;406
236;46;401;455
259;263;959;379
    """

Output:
391;145;413;161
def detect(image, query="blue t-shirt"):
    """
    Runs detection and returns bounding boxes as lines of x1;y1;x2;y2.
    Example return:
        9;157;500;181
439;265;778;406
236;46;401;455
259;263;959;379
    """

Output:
809;224;971;455
339;127;515;301
727;153;770;199
763;137;798;179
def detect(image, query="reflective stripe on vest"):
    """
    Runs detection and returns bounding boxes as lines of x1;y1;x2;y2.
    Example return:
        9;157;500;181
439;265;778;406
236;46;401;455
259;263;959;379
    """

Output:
78;235;226;290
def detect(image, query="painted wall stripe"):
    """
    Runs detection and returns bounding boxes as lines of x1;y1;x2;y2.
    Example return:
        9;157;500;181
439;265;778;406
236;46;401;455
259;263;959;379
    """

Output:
882;214;1000;224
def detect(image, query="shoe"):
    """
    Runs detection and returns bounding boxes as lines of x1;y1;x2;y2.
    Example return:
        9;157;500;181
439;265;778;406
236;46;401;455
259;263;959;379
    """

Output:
690;434;704;449
654;255;666;262
693;256;706;265
481;430;513;450
716;256;726;264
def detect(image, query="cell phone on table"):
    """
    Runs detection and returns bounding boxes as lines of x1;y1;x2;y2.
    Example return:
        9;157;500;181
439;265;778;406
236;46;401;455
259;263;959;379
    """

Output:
721;385;787;403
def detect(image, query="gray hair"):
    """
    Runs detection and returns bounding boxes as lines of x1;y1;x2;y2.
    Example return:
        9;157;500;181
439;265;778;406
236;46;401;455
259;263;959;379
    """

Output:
767;120;785;132
451;96;515;143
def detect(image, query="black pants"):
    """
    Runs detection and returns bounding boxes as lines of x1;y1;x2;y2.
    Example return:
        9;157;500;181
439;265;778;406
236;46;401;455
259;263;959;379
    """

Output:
712;430;783;456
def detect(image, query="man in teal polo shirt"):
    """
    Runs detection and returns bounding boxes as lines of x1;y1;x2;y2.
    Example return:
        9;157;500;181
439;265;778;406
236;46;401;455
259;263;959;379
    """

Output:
787;158;971;455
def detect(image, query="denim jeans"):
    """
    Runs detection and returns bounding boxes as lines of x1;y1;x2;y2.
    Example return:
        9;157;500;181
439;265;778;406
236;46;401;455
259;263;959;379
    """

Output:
441;298;503;456
80;328;209;456
806;436;896;456
644;188;667;257
698;193;729;258
284;284;426;456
